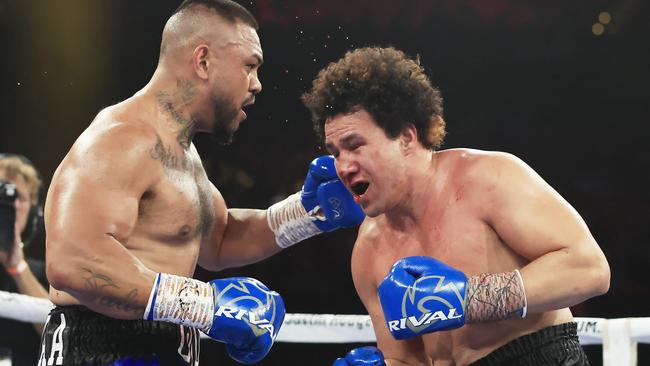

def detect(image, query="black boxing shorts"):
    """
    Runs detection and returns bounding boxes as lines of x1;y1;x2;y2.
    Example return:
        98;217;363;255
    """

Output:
471;322;588;366
37;305;199;366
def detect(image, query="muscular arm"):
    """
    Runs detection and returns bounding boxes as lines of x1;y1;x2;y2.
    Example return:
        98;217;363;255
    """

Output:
45;122;160;319
197;184;281;271
200;154;365;271
481;152;610;314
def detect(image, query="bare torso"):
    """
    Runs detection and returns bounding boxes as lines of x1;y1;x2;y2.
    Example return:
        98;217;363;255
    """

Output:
48;101;226;306
353;149;573;365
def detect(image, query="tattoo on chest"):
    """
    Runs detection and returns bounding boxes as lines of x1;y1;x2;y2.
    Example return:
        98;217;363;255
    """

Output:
150;137;180;169
81;267;141;314
150;137;187;172
149;137;215;239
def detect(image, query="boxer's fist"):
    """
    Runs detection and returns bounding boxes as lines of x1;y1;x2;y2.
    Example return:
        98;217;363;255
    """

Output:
332;346;386;366
207;277;285;364
378;256;467;340
301;155;365;232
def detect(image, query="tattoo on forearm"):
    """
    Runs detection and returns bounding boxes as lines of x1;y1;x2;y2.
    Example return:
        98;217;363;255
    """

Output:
81;268;141;314
98;289;141;314
465;270;526;323
82;267;119;291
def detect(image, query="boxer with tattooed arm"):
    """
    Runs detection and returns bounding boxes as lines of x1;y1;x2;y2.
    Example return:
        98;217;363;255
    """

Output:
39;1;364;365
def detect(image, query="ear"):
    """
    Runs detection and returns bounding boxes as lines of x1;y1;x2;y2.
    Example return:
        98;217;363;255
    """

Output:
399;123;418;151
191;45;210;80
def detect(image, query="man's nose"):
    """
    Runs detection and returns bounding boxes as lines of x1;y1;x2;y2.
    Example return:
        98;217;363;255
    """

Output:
335;154;358;180
250;73;262;94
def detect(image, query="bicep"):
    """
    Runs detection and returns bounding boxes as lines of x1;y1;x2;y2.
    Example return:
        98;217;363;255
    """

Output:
481;153;609;310
46;131;158;260
43;126;174;318
50;172;139;243
197;184;227;270
485;154;596;259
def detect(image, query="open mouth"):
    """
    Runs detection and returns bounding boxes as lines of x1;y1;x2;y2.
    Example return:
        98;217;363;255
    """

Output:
350;181;369;196
242;97;255;109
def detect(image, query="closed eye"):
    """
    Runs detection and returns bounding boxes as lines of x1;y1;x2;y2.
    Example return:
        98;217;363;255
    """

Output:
324;143;338;158
341;135;365;152
347;141;366;153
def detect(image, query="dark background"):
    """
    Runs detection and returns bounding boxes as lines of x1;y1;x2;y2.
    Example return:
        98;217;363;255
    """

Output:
1;0;649;365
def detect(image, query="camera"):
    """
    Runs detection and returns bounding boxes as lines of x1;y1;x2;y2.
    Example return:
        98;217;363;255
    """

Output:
0;180;17;256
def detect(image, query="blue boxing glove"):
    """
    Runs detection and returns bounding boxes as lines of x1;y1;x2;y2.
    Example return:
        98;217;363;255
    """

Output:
332;346;386;366
301;155;365;232
267;155;365;248
378;256;467;340
145;274;285;364
208;277;285;364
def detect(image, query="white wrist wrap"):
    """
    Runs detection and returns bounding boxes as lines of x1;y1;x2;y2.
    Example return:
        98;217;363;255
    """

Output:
267;192;322;248
144;273;215;333
514;269;528;318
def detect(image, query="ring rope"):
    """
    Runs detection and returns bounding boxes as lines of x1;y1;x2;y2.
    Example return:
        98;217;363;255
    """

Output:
1;290;647;365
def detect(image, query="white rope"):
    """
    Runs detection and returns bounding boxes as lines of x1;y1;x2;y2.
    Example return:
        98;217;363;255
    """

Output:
279;313;374;343
0;290;55;323
1;290;648;366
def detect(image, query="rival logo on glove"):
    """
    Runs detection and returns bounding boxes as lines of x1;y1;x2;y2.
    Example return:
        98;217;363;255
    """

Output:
397;275;465;334
327;196;343;220
214;306;276;335
213;279;281;339
388;308;462;332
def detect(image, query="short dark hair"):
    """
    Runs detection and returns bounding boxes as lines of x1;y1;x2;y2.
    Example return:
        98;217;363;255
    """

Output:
302;47;446;150
174;0;258;30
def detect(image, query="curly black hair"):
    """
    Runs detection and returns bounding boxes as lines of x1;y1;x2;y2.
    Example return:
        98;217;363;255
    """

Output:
302;47;446;150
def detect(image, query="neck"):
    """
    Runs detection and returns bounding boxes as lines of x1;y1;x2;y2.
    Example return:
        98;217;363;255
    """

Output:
141;67;201;150
384;150;439;230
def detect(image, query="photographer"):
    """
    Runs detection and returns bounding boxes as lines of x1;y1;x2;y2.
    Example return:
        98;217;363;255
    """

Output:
0;153;49;365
